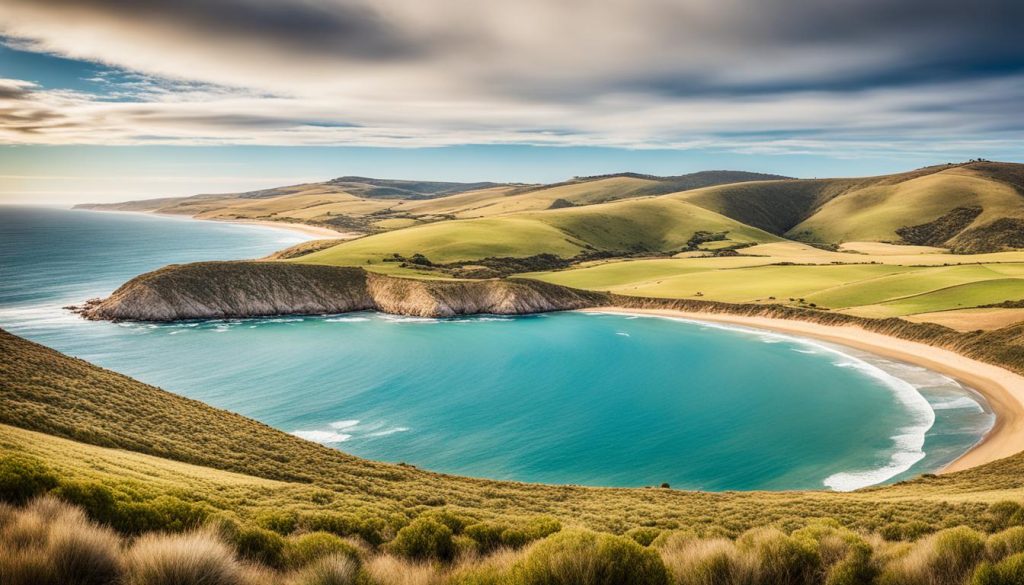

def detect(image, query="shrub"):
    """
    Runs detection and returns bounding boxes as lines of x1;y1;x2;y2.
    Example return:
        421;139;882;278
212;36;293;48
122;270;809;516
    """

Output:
113;496;210;534
973;552;1024;585
54;481;117;524
879;521;934;542
289;554;361;585
823;543;875;585
658;536;753;585
388;518;455;562
464;522;508;554
626;527;663;547
234;526;287;568
511;529;669;585
301;512;388;546
879;526;986;585
988;526;1024;561
736;527;820;585
125;530;243;585
652;530;698;550
0;456;58;505
791;521;872;581
255;509;299;535
420;509;473;534
286;532;361;569
985;501;1022;532
929;527;986;584
500;516;562;549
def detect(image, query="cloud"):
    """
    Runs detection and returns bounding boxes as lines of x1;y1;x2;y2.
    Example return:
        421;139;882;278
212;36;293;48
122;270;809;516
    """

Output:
0;0;1022;154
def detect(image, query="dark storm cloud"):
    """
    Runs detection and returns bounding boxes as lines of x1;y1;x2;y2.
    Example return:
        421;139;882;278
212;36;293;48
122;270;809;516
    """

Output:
624;0;1024;96
1;0;1023;150
2;0;419;62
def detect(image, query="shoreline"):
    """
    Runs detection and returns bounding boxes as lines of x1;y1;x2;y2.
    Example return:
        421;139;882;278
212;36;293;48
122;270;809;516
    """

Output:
204;218;358;239
583;307;1024;475
74;206;357;239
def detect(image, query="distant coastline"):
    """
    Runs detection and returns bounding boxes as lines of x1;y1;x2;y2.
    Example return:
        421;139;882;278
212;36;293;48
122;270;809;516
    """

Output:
583;307;1024;475
74;206;355;240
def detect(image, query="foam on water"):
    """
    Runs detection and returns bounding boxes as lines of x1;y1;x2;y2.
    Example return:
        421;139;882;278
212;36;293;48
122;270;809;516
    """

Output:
291;430;352;444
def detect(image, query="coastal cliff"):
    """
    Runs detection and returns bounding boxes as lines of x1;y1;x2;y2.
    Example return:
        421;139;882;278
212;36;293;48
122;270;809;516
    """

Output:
77;261;607;321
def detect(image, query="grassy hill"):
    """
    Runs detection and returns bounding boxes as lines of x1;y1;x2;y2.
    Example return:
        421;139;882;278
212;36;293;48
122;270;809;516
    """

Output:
75;170;786;236
291;198;781;269
526;244;1024;319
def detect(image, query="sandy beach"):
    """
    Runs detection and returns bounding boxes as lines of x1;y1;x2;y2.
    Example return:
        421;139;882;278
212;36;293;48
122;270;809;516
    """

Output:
202;218;358;239
583;307;1024;475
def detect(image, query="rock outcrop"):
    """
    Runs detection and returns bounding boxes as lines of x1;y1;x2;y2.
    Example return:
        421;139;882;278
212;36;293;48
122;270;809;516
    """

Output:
76;261;608;321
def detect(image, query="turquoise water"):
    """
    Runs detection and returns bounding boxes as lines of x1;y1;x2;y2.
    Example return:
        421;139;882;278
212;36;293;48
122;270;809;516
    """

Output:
0;206;995;491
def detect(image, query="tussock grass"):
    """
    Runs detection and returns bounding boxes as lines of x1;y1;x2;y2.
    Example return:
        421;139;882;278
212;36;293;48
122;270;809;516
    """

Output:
0;496;123;585
125;530;242;585
8;497;1024;585
289;554;361;585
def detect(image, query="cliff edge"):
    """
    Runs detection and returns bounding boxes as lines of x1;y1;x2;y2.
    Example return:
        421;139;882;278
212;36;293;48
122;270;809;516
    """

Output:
76;261;608;321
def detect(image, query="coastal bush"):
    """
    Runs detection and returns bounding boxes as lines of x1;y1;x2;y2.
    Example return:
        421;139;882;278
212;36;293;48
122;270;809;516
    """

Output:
420;509;473;534
972;552;1024;585
791;521;874;583
301;512;390;546
387;517;455;562
464;522;508;554
822;543;875;585
511;529;669;585
500;516;562;549
286;531;361;569
256;509;299;535
878;520;935;542
234;525;287;568
626;527;663;547
878;526;986;585
735;527;820;585
0;456;58;505
125;530;242;585
984;501;1023;532
986;526;1024;560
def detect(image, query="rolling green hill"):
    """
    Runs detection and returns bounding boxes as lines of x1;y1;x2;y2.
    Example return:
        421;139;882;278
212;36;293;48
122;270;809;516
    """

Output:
292;197;781;268
74;170;786;235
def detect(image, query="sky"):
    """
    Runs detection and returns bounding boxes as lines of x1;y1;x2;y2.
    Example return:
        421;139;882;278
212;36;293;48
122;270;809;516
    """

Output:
1;0;1022;203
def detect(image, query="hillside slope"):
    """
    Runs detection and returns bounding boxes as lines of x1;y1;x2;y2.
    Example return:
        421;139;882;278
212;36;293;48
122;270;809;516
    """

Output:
787;163;1024;251
661;162;1024;253
74;170;787;234
294;197;780;268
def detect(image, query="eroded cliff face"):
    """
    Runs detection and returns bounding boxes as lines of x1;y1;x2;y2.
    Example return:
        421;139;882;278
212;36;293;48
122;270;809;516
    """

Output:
77;261;607;321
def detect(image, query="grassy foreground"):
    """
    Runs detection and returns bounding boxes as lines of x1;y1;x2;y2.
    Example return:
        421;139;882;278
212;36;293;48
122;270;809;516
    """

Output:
4;324;1024;584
